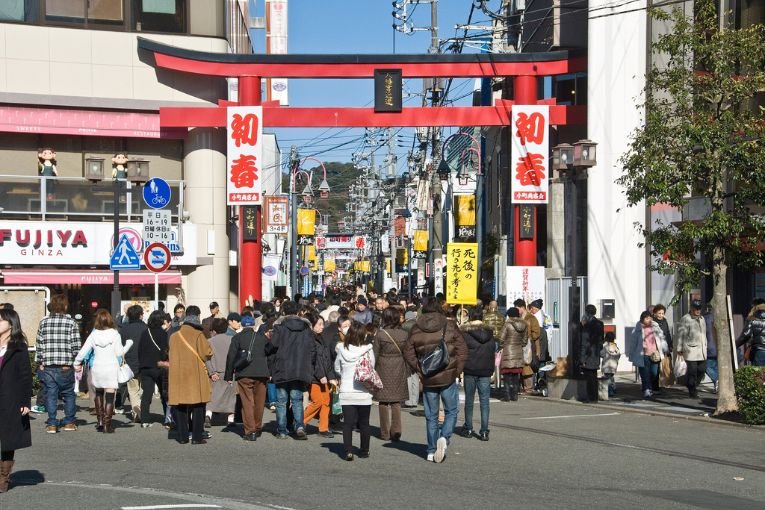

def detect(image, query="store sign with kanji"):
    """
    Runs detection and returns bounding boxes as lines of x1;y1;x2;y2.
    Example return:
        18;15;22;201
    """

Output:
264;195;289;234
226;106;263;205
511;105;549;204
446;242;478;305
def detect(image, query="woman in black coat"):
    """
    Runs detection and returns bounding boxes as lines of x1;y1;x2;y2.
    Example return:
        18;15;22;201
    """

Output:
0;308;33;493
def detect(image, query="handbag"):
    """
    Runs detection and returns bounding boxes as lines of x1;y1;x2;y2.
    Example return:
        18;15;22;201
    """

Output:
649;350;662;363
354;351;384;391
118;359;134;384
417;323;450;378
232;330;257;373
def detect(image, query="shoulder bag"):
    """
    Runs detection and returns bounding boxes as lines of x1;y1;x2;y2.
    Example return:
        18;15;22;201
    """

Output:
117;357;134;384
354;351;384;391
232;329;257;373
417;322;450;378
177;331;209;377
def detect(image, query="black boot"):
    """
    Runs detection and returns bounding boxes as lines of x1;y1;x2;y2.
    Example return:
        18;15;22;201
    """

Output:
501;375;512;402
509;374;519;401
94;391;104;432
104;392;115;433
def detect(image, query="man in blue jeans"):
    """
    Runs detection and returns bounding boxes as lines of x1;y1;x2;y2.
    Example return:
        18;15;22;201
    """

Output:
266;300;316;439
35;294;81;433
403;297;467;463
458;307;496;441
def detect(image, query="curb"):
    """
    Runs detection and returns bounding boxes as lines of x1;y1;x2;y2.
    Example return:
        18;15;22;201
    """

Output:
523;394;763;430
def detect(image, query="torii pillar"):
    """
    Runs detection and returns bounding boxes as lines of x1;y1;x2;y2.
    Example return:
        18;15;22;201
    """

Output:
238;76;263;307
513;75;538;266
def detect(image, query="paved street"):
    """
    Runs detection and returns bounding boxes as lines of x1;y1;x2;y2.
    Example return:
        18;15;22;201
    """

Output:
3;394;763;510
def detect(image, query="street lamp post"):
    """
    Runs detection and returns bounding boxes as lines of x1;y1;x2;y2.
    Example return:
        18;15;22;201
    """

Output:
552;140;597;378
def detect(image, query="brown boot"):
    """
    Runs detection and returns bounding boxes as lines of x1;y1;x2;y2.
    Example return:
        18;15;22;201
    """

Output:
104;393;115;433
95;392;104;432
0;460;15;493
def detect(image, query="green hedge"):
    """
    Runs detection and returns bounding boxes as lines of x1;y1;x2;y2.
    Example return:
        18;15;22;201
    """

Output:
734;365;765;425
28;351;40;395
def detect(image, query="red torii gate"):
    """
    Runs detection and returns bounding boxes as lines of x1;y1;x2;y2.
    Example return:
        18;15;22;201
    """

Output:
138;38;586;306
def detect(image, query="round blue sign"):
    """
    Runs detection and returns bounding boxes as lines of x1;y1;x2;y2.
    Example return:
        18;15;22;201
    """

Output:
263;266;278;277
143;178;171;210
299;266;310;276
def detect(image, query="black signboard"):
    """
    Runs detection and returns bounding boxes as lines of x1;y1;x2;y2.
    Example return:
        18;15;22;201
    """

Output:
374;69;402;112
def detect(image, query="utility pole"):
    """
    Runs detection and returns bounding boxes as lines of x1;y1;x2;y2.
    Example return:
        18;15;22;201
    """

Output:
428;0;441;298
289;145;299;299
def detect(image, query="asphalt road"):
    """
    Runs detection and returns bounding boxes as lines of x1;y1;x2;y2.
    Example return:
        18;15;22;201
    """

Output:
3;395;764;510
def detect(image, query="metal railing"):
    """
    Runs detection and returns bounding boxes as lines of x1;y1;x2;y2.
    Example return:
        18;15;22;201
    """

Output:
0;175;185;222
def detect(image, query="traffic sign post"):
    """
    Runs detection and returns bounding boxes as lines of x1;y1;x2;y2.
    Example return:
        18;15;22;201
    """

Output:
110;234;141;271
143;177;171;210
143;209;172;246
144;242;172;312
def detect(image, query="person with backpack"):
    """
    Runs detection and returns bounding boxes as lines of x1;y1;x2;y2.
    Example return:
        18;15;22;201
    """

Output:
402;297;467;464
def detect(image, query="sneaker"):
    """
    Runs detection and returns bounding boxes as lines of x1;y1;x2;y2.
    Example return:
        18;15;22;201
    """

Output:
295;428;307;440
141;423;152;429
459;428;473;439
318;431;334;438
269;404;277;411
61;423;77;432
434;437;447;463
274;433;289;440
357;450;369;459
242;433;258;441
114;408;125;415
344;452;354;461
31;405;46;414
643;389;652;399
46;425;58;434
426;453;435;462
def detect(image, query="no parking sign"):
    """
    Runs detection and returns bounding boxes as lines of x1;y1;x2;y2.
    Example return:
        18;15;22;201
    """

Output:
144;243;172;273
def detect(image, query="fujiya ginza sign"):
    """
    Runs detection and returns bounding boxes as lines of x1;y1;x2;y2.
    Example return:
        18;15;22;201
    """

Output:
0;221;197;265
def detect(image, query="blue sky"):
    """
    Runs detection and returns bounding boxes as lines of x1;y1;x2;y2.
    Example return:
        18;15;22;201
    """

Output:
248;0;497;169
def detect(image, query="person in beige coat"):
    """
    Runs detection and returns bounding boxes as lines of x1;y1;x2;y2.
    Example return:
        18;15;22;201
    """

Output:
675;300;707;398
168;306;212;444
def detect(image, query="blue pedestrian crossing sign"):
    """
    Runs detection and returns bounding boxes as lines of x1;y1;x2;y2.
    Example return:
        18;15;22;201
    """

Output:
110;234;141;270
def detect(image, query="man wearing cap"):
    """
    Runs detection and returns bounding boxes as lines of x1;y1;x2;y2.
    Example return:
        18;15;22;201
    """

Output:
675;300;707;399
202;302;221;339
226;313;242;336
355;296;373;325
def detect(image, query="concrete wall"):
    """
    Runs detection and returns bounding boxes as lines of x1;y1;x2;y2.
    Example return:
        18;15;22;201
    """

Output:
0;24;228;109
587;0;649;370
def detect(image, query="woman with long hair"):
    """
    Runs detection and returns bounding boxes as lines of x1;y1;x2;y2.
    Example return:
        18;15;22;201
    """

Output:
74;309;134;433
627;310;667;399
334;320;375;461
138;311;170;428
372;307;410;441
0;308;33;493
303;311;338;438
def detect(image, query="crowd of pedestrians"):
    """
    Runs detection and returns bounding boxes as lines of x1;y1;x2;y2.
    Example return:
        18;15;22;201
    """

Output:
1;290;764;493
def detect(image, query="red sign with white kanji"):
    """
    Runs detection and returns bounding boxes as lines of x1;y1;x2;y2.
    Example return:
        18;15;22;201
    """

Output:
227;106;263;205
511;105;549;204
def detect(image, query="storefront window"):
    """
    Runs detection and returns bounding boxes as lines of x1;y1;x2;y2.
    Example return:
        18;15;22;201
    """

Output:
134;0;186;33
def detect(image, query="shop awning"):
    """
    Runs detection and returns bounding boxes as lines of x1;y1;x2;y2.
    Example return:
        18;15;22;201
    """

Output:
0;269;182;285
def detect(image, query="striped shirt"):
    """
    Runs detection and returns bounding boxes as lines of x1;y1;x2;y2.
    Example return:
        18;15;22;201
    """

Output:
36;313;81;366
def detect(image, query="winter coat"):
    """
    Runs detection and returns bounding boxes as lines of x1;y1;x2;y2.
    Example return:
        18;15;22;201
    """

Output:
354;308;373;325
483;311;505;340
267;316;316;385
205;333;236;413
626;320;667;368
334;343;375;406
499;318;527;369
224;327;270;381
167;323;212;405
736;309;765;354
523;313;542;376
653;316;673;352
0;342;32;452
311;334;336;384
460;321;497;377
138;327;168;370
372;327;411;403
580;316;605;370
74;328;133;389
675;313;707;361
120;319;147;374
600;341;621;375
403;313;467;389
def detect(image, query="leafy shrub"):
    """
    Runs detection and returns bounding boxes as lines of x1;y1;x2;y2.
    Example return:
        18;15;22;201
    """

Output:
734;365;765;425
28;351;40;395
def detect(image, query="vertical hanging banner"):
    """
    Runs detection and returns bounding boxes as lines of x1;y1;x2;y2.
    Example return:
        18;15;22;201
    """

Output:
266;0;289;105
511;105;549;204
454;194;477;239
241;206;259;241
227;106;263;205
446;242;479;305
263;195;289;234
296;208;316;246
413;229;428;260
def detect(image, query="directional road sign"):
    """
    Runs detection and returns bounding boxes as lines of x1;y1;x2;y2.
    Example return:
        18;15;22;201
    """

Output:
110;234;141;270
144;243;172;273
143;177;171;210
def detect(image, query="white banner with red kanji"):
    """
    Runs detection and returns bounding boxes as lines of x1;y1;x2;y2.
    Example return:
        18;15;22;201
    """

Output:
511;105;549;204
226;106;263;205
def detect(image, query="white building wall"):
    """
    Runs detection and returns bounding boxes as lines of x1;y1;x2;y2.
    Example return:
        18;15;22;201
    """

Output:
587;1;648;370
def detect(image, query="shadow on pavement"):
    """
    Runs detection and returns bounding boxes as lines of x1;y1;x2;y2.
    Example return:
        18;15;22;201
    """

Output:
380;439;427;458
11;470;45;487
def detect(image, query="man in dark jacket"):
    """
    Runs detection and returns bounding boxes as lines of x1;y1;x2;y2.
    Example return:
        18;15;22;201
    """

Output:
580;304;604;402
202;302;220;339
120;304;147;421
736;305;765;367
403;297;467;463
267;300;316;439
224;316;270;441
458;307;496;441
